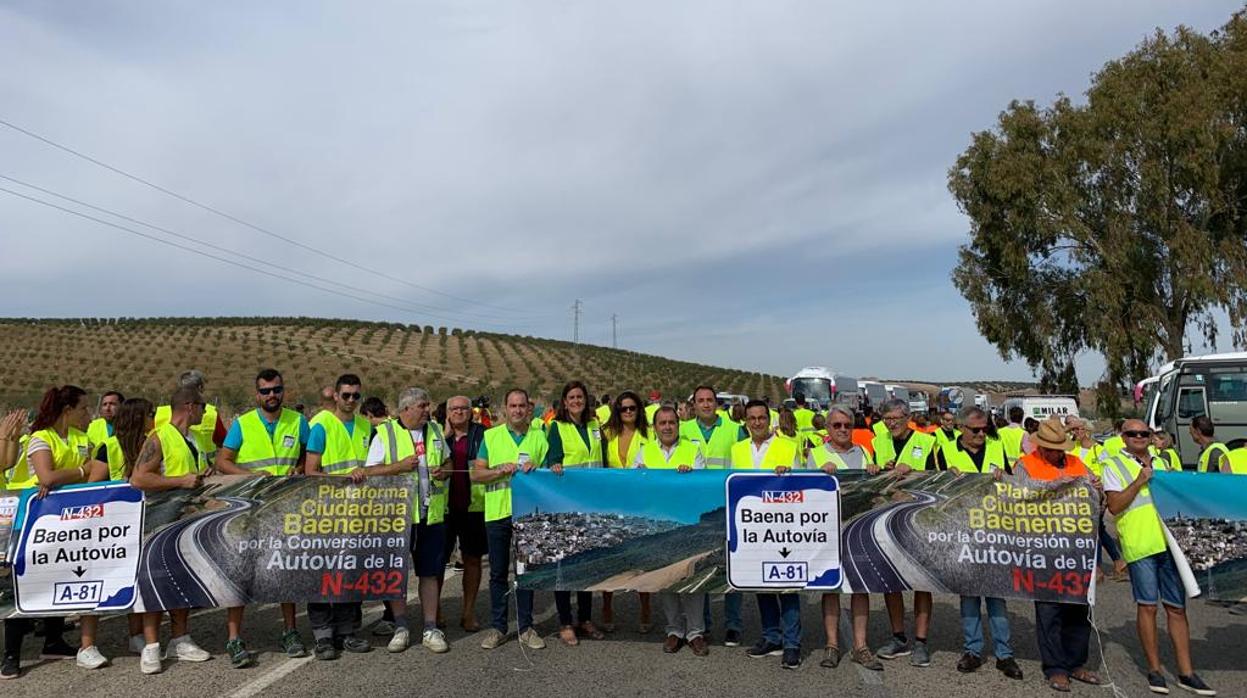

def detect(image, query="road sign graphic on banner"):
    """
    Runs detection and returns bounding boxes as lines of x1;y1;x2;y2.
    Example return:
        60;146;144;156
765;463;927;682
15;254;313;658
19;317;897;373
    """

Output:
726;473;841;590
12;483;145;615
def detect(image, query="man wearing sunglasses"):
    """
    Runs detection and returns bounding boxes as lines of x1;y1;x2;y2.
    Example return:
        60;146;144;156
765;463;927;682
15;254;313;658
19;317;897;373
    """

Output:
933;411;959;451
935;408;1023;682
304;374;374;660
809;406;881;672
216;368;310;667
1103;420;1216;696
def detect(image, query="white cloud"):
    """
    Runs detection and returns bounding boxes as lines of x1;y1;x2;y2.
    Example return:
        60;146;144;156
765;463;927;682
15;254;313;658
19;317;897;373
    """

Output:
0;0;1240;382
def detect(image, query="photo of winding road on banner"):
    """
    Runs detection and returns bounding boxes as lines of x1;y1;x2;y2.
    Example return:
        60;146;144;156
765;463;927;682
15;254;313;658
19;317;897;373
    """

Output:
1150;471;1247;604
513;469;1103;603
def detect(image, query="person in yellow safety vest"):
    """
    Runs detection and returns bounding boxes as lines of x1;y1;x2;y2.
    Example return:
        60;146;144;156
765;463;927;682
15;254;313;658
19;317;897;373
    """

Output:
1226;446;1247;474
603;391;648;468
681;386;746;470
1103;420;1217;696
1189;416;1231;473
214;368;309;667
1063;416;1127;580
808;406;882;671
792;393;817;435
871;398;937;668
806;413;829;452
600;390;651;634
86;390;124;450
681;385;747;646
1102;419;1126;458
0;408;27;489
645;390;663;424
154;370;223;468
543;380;609;645
1148;430;1182;472
634;405;709;656
472;388;550;651
2;386;110;679
360;386;451;654
128;386;211;674
998;406;1026;462
1064;417;1106;475
595;394;612;425
301;374;375;660
933;407;1025;681
731;401;803;668
92;398;152;484
933;410;960;451
636;406;704;470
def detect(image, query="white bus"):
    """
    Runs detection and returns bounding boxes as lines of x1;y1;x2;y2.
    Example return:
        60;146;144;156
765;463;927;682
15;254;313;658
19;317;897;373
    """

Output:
1146;352;1247;465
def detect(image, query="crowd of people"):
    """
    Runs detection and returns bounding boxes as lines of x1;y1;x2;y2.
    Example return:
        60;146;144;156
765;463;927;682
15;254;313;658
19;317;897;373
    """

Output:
0;370;1229;695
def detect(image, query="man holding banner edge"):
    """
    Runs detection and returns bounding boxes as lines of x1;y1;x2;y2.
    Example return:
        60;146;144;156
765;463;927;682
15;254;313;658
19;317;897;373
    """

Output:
1104;419;1216;696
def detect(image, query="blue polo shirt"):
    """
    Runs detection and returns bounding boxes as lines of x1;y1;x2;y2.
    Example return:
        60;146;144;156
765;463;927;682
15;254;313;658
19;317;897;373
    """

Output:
223;411;310;451
306;419;355;455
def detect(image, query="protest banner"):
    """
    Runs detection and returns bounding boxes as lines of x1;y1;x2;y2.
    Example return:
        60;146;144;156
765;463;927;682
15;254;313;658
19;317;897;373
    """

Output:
513;469;1100;603
1150;471;1247;603
2;474;414;617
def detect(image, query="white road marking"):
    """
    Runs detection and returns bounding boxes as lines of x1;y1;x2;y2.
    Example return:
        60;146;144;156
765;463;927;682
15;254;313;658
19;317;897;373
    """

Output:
226;656;314;698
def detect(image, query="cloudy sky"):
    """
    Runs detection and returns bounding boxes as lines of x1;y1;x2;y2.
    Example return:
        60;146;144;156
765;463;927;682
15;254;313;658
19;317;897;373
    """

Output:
1;1;1240;384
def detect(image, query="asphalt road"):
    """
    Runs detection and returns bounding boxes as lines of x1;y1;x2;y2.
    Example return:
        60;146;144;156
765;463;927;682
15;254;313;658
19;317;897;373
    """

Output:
2;568;1244;697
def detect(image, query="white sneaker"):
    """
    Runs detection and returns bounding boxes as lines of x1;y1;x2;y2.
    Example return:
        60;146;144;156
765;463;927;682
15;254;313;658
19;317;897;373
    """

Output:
129;634;145;655
140;643;163;675
422;628;449;654
76;646;108;670
168;635;212;662
387;627;410;653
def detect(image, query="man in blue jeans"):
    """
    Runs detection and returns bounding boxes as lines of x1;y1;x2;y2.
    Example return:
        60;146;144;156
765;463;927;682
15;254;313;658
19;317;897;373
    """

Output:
957;597;1021;679
747;593;801;669
471;388;549;651
1104;421;1216;696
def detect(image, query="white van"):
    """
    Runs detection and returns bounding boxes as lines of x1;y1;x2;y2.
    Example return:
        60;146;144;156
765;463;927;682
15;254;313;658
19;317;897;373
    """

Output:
999;395;1079;421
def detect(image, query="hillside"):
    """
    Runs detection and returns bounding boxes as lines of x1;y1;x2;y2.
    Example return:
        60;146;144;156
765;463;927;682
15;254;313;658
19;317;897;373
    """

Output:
0;317;788;413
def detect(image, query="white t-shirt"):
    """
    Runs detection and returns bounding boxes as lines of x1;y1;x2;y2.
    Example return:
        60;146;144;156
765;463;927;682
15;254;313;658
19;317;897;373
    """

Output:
364;422;450;520
631;442;707;469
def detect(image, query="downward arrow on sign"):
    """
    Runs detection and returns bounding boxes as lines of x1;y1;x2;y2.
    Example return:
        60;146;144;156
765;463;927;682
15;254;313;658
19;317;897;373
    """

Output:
72;566;86;578
778;547;791;558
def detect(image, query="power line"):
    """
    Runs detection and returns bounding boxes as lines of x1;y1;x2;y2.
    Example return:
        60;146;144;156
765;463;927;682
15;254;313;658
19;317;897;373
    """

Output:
0;184;546;332
0;115;549;318
0;173;540;327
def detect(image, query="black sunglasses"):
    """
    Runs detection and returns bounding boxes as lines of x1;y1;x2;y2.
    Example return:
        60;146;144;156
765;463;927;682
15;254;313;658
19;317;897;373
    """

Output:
964;426;988;434
339;392;361;401
258;386;284;396
1122;430;1151;438
619;405;638;413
